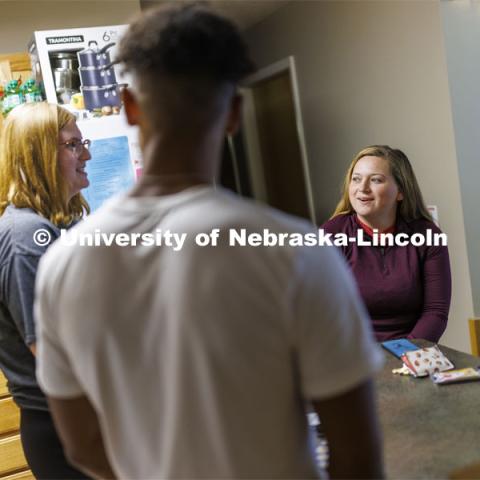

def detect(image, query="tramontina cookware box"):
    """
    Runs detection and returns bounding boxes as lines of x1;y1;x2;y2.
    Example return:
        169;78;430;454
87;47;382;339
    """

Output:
29;25;129;114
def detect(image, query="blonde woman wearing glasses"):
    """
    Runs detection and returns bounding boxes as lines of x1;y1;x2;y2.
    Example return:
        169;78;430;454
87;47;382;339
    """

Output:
0;102;90;479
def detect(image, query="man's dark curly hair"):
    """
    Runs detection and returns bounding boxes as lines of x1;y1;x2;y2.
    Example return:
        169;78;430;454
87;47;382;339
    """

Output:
117;3;256;84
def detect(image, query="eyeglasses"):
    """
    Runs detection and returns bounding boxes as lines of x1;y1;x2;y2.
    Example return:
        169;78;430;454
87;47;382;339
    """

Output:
59;139;91;156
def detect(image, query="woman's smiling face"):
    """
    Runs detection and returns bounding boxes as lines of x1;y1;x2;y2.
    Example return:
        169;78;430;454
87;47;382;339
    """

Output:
348;155;403;229
57;120;91;201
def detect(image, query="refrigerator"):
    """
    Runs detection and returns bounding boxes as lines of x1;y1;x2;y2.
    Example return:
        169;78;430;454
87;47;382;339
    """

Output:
29;24;142;212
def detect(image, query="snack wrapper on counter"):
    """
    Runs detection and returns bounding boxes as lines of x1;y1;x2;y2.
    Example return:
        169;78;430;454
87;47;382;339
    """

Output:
382;338;419;358
432;368;480;385
401;345;454;377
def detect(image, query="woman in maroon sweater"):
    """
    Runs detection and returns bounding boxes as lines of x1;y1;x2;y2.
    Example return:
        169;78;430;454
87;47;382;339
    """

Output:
322;145;451;342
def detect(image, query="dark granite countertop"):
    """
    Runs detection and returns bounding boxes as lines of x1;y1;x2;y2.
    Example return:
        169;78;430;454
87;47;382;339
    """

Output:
378;340;480;479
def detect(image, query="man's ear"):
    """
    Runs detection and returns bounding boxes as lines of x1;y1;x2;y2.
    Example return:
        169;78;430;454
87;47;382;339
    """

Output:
225;94;242;136
122;87;141;126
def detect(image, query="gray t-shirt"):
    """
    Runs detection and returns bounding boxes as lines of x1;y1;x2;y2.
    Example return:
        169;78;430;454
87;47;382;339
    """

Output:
0;205;59;410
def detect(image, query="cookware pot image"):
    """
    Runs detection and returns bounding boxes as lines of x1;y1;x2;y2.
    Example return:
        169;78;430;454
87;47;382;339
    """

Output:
77;41;115;68
50;52;79;70
53;67;80;91
79;66;117;87
81;84;122;110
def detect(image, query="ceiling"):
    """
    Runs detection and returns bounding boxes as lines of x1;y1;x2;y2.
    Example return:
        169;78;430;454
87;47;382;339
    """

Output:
140;1;290;29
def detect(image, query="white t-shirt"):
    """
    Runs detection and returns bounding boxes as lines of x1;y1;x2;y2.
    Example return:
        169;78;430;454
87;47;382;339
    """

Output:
35;186;383;479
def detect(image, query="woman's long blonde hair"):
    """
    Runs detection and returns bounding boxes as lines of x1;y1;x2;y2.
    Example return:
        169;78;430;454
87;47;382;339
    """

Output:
331;145;432;223
0;102;90;226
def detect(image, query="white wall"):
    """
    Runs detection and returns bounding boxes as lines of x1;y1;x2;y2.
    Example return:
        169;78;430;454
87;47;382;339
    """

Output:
246;0;474;352
441;2;480;318
0;1;140;54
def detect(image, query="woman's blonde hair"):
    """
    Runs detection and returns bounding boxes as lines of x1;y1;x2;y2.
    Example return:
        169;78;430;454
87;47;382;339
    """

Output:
0;102;90;226
331;145;432;222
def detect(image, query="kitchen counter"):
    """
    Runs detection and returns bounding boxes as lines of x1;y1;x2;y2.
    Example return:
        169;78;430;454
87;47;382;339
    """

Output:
378;340;480;479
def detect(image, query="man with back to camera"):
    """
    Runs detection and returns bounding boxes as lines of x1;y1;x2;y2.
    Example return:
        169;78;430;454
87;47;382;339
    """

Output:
34;4;385;479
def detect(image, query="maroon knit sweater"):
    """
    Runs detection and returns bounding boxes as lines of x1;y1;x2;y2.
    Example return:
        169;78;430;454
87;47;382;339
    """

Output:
322;214;451;342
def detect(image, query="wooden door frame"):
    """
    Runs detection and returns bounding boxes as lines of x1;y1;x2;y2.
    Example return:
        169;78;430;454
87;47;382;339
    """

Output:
240;56;316;223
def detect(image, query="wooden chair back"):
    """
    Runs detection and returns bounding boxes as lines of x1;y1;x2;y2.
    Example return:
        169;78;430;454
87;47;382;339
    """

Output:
468;318;480;356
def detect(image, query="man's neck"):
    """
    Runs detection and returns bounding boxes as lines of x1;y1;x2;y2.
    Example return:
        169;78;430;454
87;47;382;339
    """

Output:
129;131;220;197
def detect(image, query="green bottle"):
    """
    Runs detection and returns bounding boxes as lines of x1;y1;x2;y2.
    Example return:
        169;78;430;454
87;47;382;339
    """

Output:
23;78;35;103
2;80;24;116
